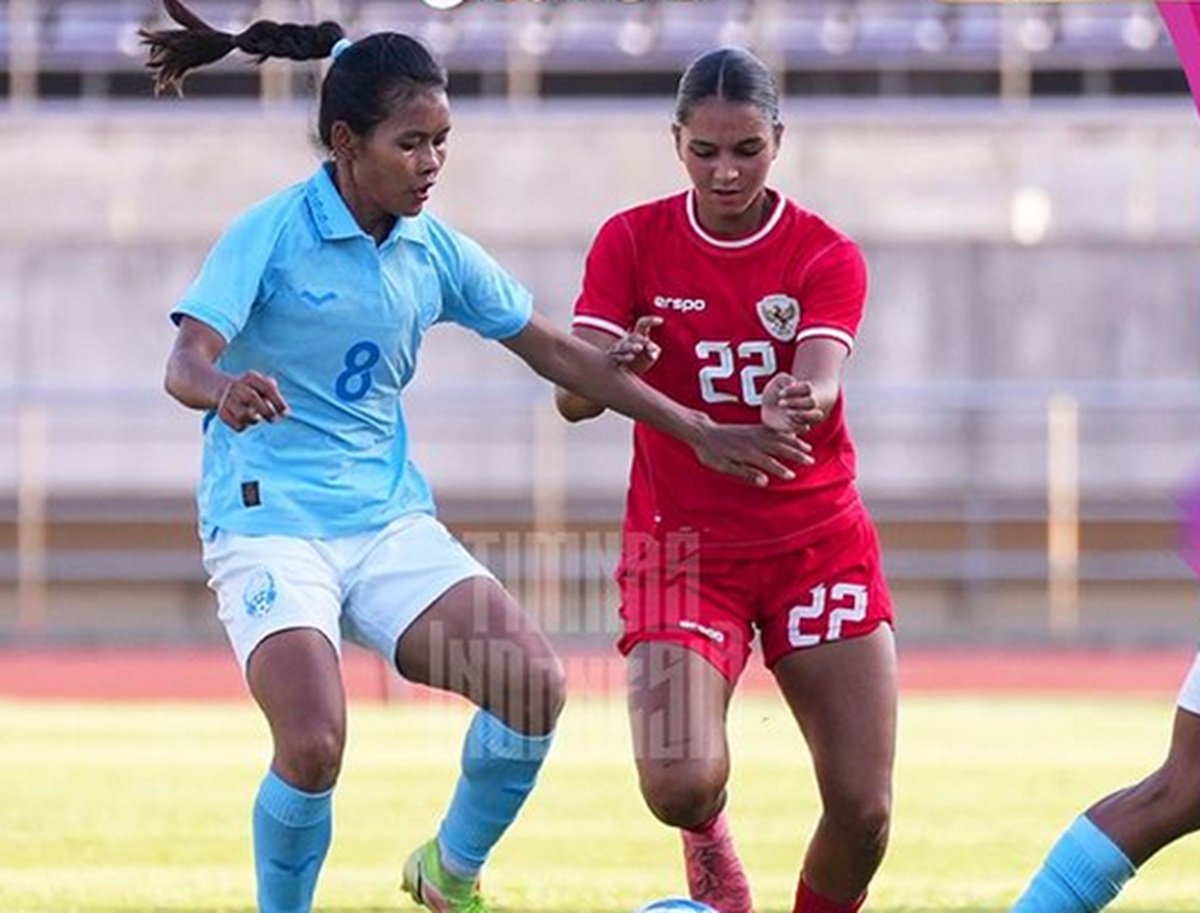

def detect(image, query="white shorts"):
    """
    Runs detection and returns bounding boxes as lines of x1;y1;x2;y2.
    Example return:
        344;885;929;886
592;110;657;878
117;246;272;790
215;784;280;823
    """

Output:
201;512;494;673
1178;651;1200;715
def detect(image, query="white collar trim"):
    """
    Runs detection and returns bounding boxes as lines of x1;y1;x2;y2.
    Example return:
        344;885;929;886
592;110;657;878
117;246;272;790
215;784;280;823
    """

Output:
686;188;785;250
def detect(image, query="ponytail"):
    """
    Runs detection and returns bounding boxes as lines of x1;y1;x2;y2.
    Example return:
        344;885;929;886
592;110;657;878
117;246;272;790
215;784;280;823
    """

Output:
142;0;448;153
140;0;344;95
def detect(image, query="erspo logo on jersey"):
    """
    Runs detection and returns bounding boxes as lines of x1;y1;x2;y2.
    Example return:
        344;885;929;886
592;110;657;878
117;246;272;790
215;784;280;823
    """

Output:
654;295;707;313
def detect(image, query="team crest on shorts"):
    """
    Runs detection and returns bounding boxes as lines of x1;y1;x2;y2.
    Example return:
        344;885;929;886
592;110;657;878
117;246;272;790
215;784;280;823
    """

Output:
756;294;801;341
243;568;278;618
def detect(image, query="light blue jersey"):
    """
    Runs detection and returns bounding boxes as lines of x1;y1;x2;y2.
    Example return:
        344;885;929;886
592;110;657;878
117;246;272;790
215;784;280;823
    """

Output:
173;163;533;539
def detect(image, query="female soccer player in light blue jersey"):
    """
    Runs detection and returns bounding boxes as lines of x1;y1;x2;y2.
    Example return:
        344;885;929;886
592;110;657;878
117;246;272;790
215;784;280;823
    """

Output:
143;3;809;913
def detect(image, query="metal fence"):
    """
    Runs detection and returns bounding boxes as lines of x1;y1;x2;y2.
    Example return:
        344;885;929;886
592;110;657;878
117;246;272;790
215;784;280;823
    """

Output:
2;379;1199;645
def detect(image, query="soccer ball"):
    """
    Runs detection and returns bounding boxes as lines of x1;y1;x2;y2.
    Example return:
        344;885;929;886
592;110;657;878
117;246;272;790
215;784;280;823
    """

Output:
634;900;719;913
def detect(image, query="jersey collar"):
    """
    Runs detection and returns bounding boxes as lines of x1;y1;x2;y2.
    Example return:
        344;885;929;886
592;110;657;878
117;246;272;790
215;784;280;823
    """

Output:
685;188;785;250
306;163;364;240
306;163;431;249
386;210;430;250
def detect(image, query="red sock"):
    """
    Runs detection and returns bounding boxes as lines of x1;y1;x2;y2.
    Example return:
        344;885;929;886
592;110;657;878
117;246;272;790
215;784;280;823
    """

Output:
793;877;865;913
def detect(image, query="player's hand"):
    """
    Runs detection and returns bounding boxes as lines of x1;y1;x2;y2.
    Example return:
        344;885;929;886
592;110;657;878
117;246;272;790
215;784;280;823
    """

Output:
608;316;663;374
761;373;823;434
216;370;289;432
692;421;814;488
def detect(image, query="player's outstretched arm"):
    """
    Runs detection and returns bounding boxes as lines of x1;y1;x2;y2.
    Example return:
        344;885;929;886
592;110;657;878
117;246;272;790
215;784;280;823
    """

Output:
165;316;289;432
554;317;663;423
553;325;611;423
508;312;812;487
761;338;847;433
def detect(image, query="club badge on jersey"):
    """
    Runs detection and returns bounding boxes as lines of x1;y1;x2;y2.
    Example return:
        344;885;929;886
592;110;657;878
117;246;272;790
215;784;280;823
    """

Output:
756;294;801;342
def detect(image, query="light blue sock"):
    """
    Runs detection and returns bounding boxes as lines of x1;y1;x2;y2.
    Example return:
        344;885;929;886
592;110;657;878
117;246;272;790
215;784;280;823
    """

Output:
436;710;555;879
1011;815;1136;913
253;769;333;913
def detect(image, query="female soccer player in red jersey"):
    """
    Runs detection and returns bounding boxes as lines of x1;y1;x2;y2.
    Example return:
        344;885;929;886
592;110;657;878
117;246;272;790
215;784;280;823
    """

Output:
557;48;896;913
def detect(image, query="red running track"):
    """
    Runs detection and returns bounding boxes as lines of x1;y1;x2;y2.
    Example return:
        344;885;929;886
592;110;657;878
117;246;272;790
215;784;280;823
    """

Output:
0;646;1193;702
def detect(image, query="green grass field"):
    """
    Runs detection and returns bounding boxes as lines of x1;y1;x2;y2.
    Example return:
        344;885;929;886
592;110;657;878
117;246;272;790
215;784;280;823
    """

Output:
1;692;1195;913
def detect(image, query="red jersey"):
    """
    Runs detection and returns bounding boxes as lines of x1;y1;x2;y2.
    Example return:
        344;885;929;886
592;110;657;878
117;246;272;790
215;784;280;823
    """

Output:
573;190;868;557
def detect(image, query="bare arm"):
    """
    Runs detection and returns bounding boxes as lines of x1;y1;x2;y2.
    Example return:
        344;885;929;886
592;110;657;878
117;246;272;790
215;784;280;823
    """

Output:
164;315;289;432
505;312;812;486
761;338;849;433
553;326;614;422
554;317;662;423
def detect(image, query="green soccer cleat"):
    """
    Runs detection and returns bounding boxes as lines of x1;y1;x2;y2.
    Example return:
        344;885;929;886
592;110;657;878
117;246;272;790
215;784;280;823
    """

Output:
402;839;489;913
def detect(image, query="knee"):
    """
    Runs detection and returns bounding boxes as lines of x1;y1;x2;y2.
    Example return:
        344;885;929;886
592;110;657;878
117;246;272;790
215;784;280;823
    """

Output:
825;791;891;859
275;723;345;792
1150;763;1200;831
536;655;568;728
1176;788;1200;832
503;653;566;736
640;763;728;829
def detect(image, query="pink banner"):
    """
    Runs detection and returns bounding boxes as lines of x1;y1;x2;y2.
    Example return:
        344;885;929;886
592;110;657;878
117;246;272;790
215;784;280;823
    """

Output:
1159;1;1200;114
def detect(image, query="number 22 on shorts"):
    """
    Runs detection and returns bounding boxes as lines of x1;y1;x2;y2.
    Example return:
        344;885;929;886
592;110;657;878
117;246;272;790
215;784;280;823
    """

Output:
787;583;869;647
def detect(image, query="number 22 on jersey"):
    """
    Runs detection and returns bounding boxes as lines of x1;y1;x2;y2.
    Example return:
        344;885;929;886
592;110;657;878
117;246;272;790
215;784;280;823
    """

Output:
695;340;777;406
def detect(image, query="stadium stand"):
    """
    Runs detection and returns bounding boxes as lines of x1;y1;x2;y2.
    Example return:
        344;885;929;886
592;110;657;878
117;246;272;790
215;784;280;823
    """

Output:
0;0;1187;100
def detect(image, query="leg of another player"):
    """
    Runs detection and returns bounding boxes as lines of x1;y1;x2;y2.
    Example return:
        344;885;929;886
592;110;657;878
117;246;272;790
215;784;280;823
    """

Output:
1090;706;1200;863
246;629;346;913
1010;706;1200;913
627;642;753;913
773;625;897;913
395;577;566;892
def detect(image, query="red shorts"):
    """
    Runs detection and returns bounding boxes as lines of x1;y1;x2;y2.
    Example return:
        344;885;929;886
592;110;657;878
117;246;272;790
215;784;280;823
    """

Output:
616;510;894;682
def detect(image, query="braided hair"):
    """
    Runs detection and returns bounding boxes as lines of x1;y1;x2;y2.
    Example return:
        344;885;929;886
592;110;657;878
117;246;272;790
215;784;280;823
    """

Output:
141;0;447;150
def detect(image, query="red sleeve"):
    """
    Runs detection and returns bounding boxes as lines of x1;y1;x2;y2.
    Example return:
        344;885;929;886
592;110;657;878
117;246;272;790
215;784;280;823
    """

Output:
794;239;867;352
572;214;638;339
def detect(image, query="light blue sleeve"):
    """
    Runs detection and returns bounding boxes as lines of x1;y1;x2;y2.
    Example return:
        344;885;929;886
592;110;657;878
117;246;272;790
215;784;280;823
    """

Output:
170;194;291;342
434;226;534;341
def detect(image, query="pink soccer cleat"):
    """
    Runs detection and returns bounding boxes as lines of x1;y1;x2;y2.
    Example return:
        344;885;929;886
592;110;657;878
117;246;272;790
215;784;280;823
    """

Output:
681;811;754;913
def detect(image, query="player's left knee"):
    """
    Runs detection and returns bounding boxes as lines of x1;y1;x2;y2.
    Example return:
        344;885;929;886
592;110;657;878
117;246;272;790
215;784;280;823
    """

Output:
639;762;727;828
828;792;891;856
